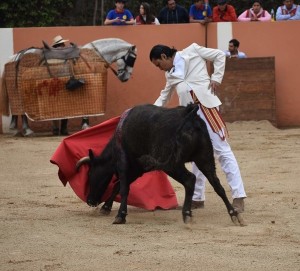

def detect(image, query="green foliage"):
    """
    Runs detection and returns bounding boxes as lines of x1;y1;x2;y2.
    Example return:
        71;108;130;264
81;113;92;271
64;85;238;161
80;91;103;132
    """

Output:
0;0;290;27
0;0;74;27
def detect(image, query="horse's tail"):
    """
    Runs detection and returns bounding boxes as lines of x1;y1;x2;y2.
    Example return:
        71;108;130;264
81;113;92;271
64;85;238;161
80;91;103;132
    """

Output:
0;68;10;116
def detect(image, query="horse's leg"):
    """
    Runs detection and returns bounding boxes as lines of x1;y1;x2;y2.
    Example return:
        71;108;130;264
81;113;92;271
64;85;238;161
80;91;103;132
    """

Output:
52;120;59;135
167;165;196;224
195;160;243;225
60;119;69;135
100;181;120;215
81;117;90;130
9;115;18;130
21;115;34;136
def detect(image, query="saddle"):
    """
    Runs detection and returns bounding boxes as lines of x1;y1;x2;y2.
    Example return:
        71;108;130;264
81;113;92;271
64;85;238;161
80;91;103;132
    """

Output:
42;41;85;90
42;40;80;60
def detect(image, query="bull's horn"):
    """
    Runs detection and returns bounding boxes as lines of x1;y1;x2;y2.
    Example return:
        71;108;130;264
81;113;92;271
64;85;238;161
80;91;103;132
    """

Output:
76;156;90;171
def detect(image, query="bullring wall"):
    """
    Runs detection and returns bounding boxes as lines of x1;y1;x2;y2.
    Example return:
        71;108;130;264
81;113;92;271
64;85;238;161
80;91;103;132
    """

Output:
1;21;299;133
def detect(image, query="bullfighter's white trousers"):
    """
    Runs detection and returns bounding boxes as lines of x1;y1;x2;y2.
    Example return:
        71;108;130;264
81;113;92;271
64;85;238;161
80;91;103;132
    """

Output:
192;107;247;201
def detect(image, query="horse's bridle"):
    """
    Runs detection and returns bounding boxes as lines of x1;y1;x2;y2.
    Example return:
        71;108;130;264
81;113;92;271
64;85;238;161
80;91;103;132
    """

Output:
91;42;136;78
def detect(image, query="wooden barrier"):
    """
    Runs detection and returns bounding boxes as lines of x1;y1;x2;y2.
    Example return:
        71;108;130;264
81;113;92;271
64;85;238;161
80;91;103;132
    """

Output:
215;57;276;126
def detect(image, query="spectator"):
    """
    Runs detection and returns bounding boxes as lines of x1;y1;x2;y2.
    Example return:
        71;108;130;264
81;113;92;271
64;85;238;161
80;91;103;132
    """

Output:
189;0;212;25
238;0;271;22
51;35;90;136
135;2;160;25
212;0;237;22
276;0;300;21
158;0;189;24
224;39;247;58
104;0;134;26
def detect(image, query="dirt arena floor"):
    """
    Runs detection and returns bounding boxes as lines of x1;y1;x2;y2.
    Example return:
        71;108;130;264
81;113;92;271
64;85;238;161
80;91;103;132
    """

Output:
0;120;299;271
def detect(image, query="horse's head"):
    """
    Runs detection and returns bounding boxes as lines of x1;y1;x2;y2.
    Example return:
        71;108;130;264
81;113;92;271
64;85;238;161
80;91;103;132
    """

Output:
115;45;137;82
83;38;137;83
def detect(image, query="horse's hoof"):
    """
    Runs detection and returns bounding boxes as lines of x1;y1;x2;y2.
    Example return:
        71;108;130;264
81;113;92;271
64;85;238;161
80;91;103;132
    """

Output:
112;217;126;224
82;123;90;130
23;128;34;137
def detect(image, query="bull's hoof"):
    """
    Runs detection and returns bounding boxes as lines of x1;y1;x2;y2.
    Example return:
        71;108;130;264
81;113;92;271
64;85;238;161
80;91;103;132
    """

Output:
100;205;111;215
87;200;99;207
112;217;126;224
183;210;192;224
184;215;193;225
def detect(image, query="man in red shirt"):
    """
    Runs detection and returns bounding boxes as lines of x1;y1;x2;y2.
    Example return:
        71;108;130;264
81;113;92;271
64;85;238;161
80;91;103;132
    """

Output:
213;0;237;22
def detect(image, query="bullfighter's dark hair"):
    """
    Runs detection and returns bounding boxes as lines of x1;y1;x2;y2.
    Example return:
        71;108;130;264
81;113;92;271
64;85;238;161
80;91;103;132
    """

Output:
149;45;177;61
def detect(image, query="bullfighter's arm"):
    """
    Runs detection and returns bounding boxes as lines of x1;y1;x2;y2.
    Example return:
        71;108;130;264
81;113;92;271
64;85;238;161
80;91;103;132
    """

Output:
192;43;226;84
154;74;175;107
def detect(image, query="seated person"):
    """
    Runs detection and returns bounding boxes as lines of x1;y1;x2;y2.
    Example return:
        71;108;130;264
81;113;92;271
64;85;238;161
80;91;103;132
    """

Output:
189;0;212;25
104;0;135;25
51;35;90;136
51;35;70;136
238;0;271;22
213;0;237;22
276;0;300;21
135;2;160;25
224;39;247;58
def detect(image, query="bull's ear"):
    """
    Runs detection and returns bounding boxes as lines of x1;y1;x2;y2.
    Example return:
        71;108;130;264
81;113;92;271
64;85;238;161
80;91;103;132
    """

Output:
88;149;95;160
185;103;199;120
185;103;198;115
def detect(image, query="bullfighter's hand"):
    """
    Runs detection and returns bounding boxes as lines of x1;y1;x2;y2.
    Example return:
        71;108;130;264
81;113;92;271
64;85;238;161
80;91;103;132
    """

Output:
210;80;220;95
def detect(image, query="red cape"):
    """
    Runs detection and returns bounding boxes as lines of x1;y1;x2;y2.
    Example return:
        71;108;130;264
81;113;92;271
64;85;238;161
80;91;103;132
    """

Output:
50;116;178;210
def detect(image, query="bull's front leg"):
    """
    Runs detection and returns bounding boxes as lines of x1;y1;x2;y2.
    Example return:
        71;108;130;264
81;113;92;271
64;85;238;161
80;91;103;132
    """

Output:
112;152;129;224
100;181;120;215
167;166;196;224
199;164;245;226
112;180;129;224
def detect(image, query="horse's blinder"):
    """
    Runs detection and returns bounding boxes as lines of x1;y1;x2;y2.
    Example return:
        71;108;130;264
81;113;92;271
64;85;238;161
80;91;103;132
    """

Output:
121;48;137;69
123;53;136;68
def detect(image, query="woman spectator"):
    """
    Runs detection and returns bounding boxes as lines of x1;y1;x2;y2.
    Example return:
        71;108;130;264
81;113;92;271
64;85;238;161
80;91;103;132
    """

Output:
135;2;160;25
238;0;271;22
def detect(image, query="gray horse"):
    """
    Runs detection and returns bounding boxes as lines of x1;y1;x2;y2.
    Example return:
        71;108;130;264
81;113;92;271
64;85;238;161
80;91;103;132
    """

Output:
3;38;137;136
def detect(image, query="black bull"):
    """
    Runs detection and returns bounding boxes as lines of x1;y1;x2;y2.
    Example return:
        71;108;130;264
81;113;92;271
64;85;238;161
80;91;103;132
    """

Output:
76;104;244;225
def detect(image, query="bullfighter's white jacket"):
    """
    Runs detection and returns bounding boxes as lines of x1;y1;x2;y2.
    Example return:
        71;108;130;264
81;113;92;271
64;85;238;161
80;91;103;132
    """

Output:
154;43;226;109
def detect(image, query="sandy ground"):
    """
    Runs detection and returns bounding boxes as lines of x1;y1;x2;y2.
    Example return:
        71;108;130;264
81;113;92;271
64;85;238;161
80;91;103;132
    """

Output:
0;120;299;271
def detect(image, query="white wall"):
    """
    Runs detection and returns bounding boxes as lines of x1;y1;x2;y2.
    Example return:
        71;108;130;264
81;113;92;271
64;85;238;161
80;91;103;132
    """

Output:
0;28;14;133
217;22;233;51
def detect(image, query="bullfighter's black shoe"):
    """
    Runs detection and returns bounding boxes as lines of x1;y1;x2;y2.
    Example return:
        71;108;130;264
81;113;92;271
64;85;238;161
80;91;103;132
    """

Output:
232;198;245;213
